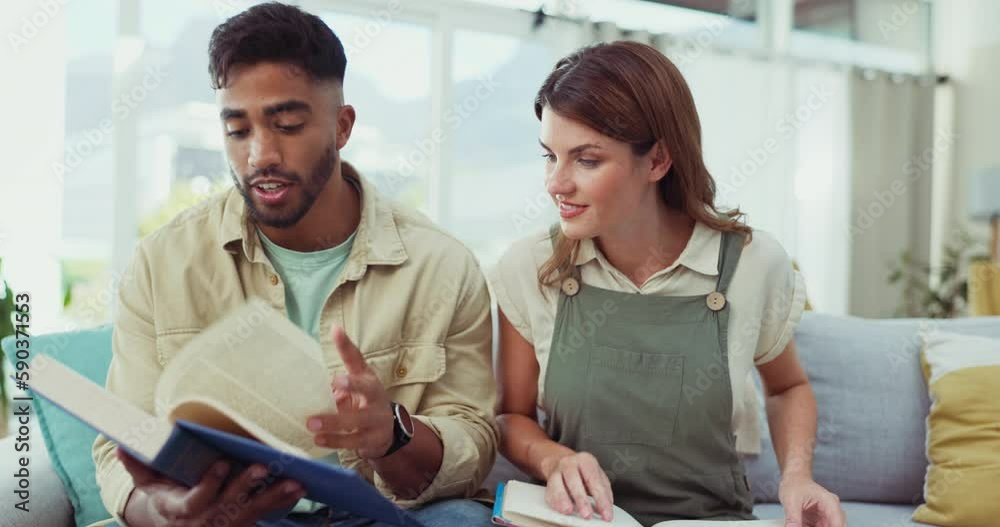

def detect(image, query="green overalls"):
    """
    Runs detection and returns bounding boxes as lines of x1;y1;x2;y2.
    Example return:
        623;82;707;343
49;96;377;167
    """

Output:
542;226;755;526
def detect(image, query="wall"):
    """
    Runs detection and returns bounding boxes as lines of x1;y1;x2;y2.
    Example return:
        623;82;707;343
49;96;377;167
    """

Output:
934;0;1000;249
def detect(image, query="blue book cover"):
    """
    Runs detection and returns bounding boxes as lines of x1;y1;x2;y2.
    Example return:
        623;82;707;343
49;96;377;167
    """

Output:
24;358;426;527
492;481;513;526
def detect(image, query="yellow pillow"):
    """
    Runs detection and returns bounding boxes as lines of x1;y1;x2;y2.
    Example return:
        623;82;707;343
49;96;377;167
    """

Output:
914;331;1000;527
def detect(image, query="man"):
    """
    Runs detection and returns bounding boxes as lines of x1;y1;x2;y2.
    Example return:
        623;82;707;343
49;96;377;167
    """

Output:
91;3;498;526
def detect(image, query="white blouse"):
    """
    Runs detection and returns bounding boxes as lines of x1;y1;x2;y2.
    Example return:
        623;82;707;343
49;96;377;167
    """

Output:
486;221;807;454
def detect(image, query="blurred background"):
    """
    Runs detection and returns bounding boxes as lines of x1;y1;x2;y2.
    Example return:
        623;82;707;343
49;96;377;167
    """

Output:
2;0;999;335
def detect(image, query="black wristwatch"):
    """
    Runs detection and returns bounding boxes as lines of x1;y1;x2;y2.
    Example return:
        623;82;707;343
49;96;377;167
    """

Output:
381;402;414;458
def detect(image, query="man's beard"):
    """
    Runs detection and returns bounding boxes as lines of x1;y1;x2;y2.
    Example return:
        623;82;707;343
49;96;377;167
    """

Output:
231;145;338;229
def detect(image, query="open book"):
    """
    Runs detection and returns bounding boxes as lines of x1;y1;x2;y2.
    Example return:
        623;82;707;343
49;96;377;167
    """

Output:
492;481;783;527
27;299;424;526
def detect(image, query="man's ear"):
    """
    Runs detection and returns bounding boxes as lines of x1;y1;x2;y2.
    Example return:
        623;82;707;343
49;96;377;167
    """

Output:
335;104;356;151
648;140;673;183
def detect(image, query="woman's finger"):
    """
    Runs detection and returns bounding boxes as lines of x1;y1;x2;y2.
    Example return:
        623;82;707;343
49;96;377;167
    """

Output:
581;461;613;521
562;464;594;519
824;494;845;527
545;471;574;516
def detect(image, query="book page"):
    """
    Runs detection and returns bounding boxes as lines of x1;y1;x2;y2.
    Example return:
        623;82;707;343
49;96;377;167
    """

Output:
503;481;643;527
155;299;338;459
27;355;174;461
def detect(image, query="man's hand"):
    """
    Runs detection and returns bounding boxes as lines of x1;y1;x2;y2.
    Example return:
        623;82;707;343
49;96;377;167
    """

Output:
306;325;395;459
117;448;306;527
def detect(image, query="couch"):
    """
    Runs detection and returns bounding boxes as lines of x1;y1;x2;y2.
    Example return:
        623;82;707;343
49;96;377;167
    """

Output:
4;312;999;527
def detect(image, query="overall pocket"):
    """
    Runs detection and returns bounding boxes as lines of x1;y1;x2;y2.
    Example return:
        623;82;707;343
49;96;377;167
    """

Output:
583;346;684;448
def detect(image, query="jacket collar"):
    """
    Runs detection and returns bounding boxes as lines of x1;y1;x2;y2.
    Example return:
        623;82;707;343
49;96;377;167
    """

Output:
573;220;721;277
219;161;408;277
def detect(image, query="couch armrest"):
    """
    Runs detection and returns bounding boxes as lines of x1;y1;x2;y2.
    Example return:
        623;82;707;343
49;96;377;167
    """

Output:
0;426;75;527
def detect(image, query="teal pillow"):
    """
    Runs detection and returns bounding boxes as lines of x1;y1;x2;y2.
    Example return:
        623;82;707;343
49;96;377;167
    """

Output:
2;326;114;527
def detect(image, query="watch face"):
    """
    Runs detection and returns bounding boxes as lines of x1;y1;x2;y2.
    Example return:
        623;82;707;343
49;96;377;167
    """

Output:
396;403;415;437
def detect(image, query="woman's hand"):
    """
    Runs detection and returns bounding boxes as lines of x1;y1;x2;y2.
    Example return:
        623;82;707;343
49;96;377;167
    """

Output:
541;451;614;522
778;474;845;527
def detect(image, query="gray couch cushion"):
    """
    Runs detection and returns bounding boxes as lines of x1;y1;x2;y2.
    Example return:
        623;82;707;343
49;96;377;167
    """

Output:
754;502;934;527
745;313;1000;504
0;428;74;527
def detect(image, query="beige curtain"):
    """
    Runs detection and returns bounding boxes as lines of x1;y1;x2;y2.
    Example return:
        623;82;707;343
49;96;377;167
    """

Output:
848;71;936;318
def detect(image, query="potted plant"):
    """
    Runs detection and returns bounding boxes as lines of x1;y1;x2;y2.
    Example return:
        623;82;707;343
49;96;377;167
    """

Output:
0;257;14;437
888;230;980;318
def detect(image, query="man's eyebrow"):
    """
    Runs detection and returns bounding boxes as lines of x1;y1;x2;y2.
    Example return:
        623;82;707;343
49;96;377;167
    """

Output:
220;107;246;120
263;100;312;117
219;100;313;120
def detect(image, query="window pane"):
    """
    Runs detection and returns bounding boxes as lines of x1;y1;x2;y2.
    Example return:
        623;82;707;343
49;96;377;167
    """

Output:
587;0;760;49
60;0;117;327
135;1;259;238
321;13;433;213
793;0;931;55
646;0;758;21
445;29;559;264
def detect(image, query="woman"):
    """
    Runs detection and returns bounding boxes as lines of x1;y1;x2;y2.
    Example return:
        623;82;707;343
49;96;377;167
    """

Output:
488;41;845;527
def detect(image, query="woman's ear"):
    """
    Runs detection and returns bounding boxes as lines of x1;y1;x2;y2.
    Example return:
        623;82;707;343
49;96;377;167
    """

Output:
648;140;673;183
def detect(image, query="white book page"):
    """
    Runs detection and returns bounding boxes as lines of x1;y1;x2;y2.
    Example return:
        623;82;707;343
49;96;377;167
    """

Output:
28;355;173;461
502;481;786;527
155;299;338;458
503;481;643;527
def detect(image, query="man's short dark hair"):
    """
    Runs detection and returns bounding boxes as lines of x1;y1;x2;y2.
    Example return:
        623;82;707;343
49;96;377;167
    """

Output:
208;2;347;89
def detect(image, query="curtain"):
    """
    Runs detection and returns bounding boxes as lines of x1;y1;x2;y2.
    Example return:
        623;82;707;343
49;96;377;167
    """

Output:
848;72;935;318
661;41;854;313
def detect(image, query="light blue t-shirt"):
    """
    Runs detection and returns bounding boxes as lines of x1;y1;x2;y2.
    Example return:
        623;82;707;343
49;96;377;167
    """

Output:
258;227;356;513
258;227;356;341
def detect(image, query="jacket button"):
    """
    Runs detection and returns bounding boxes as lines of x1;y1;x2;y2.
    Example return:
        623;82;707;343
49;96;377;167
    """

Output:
396;366;408;378
706;291;726;311
561;277;580;296
270;274;279;286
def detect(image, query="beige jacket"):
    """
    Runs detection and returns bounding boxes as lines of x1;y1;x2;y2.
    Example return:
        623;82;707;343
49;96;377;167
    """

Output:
91;162;498;525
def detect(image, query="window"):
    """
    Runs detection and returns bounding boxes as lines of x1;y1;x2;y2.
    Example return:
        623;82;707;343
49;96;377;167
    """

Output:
24;0;930;326
59;0;117;328
320;11;434;213
443;28;561;264
790;0;932;74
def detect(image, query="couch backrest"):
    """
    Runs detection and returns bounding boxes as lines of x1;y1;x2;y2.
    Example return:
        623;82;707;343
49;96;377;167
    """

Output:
745;313;1000;505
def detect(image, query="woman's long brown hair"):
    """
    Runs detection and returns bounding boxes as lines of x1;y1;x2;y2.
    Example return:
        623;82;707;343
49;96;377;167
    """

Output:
535;40;752;287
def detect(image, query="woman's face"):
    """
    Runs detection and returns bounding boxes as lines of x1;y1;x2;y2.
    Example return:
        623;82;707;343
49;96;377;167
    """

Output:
539;107;661;241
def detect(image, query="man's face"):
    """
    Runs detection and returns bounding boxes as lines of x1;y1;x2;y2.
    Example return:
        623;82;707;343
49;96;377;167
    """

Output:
218;62;354;228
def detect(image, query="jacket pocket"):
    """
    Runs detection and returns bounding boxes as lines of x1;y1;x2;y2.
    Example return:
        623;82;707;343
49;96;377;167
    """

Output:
583;346;684;447
364;342;447;391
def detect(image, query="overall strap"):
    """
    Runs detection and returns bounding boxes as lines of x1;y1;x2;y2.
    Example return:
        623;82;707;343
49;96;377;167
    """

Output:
715;230;746;295
549;223;582;295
